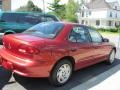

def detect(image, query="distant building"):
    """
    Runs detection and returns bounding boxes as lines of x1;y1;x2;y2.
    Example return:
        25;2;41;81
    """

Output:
77;0;120;28
0;0;11;11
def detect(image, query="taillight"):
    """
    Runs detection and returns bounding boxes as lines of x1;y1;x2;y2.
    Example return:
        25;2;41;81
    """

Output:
18;45;39;54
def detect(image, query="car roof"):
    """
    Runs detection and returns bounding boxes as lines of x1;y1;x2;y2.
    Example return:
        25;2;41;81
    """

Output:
0;11;58;17
49;22;90;28
0;12;60;21
35;22;90;30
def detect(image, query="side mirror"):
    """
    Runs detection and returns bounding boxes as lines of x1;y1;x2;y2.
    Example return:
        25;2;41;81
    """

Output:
103;38;109;42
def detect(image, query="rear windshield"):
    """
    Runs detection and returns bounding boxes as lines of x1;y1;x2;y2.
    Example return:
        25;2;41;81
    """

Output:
23;22;64;39
0;13;59;24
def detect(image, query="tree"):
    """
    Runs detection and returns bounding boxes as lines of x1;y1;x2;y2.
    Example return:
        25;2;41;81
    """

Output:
48;0;65;19
65;0;79;22
16;0;42;12
81;0;85;4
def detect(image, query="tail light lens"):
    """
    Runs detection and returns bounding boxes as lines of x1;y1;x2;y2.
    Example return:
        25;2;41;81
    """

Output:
18;45;39;54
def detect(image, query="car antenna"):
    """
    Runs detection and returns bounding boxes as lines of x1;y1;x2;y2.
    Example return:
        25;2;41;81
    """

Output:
42;0;46;23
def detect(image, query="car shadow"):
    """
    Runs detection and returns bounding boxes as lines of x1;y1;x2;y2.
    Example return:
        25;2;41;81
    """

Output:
0;66;12;89
12;58;120;90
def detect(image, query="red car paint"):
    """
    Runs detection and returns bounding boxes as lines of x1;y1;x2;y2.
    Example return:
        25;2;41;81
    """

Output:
0;22;115;77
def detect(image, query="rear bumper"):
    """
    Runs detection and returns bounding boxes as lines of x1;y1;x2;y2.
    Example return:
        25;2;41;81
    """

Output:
0;48;53;77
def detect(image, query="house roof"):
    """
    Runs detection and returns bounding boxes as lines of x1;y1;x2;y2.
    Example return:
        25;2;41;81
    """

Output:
86;0;112;9
108;1;120;10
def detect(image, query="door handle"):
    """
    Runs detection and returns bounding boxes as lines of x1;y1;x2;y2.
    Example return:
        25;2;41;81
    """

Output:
71;48;77;52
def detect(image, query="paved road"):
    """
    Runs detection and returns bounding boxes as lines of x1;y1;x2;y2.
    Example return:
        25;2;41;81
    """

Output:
0;35;120;90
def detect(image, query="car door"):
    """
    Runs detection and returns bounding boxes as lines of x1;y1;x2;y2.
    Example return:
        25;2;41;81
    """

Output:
87;27;112;62
68;26;95;70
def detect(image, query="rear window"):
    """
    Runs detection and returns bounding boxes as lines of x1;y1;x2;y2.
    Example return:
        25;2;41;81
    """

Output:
0;13;59;24
23;22;64;39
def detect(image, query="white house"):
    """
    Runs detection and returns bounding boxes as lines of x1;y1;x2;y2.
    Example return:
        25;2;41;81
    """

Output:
77;0;120;28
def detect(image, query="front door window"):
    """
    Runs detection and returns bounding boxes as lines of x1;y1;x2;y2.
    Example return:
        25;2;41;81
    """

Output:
88;28;103;43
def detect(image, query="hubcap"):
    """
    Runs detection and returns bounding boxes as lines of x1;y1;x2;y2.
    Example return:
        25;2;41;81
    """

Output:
110;51;115;63
57;64;71;84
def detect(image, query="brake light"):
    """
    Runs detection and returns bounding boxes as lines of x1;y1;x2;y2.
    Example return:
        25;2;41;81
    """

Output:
18;45;39;54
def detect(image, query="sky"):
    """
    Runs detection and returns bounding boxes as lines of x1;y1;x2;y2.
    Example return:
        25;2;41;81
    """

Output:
11;0;119;12
11;0;68;12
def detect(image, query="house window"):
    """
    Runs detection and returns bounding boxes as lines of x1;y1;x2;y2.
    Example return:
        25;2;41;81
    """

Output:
82;20;84;24
115;22;118;27
85;21;88;25
82;6;84;9
115;6;117;10
96;20;100;26
82;11;84;17
116;13;117;18
108;21;112;26
110;12;112;17
86;12;88;17
89;11;91;15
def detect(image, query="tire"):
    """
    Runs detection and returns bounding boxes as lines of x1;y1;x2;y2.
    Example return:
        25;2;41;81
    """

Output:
106;49;116;65
4;32;14;35
49;60;73;86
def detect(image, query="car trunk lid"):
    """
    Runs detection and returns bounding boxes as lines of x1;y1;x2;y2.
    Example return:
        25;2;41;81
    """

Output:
3;34;45;57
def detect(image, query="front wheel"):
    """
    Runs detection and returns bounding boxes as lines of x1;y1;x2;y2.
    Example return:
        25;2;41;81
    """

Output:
49;60;73;86
106;50;116;64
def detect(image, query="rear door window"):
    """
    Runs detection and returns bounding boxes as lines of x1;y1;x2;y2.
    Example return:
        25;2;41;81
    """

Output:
19;14;40;24
40;16;58;22
1;13;21;22
69;26;90;43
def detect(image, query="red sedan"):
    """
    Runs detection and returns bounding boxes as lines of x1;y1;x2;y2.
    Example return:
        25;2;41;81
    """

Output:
0;22;116;86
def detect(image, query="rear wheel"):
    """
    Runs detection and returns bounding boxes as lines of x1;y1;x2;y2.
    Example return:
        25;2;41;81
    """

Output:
106;50;115;64
4;32;14;35
49;60;73;86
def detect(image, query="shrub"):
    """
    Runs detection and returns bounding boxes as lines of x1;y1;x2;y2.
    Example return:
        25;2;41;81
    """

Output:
109;28;118;32
97;28;118;32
